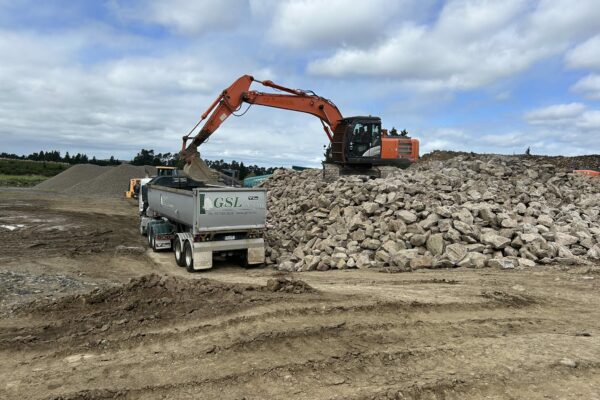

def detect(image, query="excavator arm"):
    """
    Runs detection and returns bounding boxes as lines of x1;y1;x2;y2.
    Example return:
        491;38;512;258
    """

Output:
181;75;344;161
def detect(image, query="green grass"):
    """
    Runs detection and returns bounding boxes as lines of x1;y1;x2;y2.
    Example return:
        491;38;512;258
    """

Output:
0;159;70;176
0;174;48;187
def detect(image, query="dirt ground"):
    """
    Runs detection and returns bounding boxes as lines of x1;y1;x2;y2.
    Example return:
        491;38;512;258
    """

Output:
1;188;599;400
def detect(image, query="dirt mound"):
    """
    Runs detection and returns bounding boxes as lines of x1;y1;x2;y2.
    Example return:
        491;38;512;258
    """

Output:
16;274;312;317
420;150;475;162
65;163;155;197
265;277;315;293
35;164;108;192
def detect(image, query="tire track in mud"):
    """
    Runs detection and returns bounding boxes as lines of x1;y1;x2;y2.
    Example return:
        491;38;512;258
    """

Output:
5;282;586;400
2;271;599;400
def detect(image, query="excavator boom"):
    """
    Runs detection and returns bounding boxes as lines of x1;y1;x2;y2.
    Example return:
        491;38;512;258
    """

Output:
181;75;343;161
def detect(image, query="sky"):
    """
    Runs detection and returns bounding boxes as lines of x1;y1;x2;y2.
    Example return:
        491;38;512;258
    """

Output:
1;0;600;167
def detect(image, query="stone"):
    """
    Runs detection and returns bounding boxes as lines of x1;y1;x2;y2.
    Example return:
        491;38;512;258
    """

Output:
278;261;296;272
520;233;542;243
517;258;536;267
444;243;468;264
419;213;439;229
479;207;496;223
467;252;488;268
381;240;399;255
501;218;518;228
351;229;366;242
587;244;600;259
398;210;418;224
355;252;372;269
537;214;553;227
481;232;511;249
453;208;474;225
453;220;474;235
362;202;379;214
555;232;578;246
410;234;427;247
391;249;419;268
487;258;515;269
410;255;434;269
426;233;445;256
374;193;388;205
361;239;381;250
559;358;578;368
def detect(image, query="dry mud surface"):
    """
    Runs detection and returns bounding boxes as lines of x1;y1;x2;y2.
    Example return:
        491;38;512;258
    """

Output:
1;188;600;399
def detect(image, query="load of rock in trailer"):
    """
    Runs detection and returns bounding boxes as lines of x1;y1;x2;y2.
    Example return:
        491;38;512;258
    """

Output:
264;155;600;272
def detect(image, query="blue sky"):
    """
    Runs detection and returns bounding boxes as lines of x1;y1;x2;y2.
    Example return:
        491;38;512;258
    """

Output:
1;0;600;167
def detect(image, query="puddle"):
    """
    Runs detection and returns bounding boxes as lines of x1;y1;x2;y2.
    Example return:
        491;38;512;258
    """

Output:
0;224;25;231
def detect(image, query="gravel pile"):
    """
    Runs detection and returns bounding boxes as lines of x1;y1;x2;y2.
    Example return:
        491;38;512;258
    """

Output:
65;164;155;197
35;163;155;197
264;155;600;272
35;164;107;192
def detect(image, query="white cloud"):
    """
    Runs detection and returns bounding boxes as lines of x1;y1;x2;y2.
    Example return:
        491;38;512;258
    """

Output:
111;0;249;35
576;110;600;130
268;0;410;49
524;102;587;124
565;34;600;70
517;103;600;155
571;74;600;100
0;26;330;166
308;0;600;91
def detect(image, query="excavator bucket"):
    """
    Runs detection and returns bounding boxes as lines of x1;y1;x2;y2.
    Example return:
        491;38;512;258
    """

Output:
183;156;219;184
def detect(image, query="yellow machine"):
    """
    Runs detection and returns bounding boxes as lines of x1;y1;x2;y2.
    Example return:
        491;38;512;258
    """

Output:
125;178;142;199
125;166;177;199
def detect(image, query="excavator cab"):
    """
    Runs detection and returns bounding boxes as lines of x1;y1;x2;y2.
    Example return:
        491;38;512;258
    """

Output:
326;116;419;168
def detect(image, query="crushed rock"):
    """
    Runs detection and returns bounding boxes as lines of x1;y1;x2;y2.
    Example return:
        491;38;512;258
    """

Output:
263;154;600;272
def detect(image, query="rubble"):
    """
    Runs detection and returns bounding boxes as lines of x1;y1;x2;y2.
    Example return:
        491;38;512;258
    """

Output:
264;155;600;272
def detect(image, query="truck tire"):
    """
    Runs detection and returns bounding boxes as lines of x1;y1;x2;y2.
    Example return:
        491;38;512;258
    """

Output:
174;239;185;267
148;228;154;247
151;234;159;252
184;241;194;272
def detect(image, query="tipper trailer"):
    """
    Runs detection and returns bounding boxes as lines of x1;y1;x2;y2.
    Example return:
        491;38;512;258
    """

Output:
140;178;266;271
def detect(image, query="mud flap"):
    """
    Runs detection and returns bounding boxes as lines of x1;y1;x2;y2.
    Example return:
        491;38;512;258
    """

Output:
248;246;265;265
192;248;213;270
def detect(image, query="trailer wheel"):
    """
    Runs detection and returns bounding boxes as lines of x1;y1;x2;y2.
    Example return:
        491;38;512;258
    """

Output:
184;241;194;272
148;228;154;247
174;239;185;267
151;234;159;252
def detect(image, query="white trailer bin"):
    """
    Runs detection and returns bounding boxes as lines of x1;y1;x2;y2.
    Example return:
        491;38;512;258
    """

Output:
142;184;266;271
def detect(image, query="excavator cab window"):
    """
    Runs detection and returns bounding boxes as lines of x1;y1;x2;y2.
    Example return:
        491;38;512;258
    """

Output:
347;120;381;158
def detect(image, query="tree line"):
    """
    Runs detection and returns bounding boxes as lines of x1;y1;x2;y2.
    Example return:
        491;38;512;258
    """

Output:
2;149;279;180
0;150;120;166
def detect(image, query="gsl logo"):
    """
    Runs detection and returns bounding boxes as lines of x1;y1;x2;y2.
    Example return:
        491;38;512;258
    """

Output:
213;197;242;208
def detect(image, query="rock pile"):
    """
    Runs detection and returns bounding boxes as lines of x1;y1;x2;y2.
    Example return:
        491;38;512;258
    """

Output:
264;155;600;272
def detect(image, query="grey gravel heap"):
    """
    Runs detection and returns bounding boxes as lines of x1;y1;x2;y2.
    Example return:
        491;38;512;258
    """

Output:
264;155;600;272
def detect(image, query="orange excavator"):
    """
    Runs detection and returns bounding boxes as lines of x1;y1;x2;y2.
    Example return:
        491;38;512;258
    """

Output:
180;75;419;180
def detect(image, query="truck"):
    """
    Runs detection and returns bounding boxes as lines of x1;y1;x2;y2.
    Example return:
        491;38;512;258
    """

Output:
139;175;266;272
